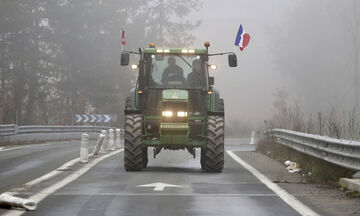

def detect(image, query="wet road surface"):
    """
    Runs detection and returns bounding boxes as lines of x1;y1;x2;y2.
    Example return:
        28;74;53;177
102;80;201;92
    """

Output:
11;138;305;216
0;141;96;193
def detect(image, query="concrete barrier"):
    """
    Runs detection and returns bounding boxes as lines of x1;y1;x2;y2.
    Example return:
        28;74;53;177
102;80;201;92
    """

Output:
115;128;121;149
108;129;115;151
99;130;107;153
80;133;89;163
92;134;105;158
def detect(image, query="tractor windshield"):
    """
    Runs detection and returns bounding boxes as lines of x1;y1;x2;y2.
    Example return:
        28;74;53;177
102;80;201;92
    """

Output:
145;54;207;89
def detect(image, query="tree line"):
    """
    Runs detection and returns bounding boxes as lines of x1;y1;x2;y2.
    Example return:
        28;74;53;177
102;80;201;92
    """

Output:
0;0;201;126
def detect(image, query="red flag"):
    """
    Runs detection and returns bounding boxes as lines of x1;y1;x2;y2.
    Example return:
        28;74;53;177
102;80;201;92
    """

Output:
121;28;126;45
239;33;250;51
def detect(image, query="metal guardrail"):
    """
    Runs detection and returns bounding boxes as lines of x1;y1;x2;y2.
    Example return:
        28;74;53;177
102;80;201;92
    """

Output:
16;125;112;134
266;129;360;171
0;124;17;136
0;125;113;135
0;125;121;144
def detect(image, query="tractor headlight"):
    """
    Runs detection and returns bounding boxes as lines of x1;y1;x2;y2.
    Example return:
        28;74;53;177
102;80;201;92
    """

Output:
177;111;187;117
162;111;173;117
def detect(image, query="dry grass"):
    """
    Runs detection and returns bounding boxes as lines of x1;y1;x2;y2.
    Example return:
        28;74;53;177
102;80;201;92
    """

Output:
257;138;356;185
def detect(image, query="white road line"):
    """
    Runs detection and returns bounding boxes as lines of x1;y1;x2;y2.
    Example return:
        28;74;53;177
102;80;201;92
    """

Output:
52;193;278;196
15;157;80;191
0;143;53;152
227;150;319;216
0;147;4;151
3;149;123;216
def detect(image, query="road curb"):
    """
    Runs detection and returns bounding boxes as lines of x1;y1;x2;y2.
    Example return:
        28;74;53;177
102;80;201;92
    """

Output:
339;178;360;192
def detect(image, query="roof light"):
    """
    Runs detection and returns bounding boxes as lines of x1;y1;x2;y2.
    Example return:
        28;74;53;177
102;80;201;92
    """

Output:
188;49;195;53
181;49;188;53
137;89;143;94
149;43;155;48
157;49;163;53
164;49;170;53
208;90;213;95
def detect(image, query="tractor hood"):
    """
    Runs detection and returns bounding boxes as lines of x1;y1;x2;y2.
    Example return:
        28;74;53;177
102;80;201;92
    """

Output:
162;89;188;100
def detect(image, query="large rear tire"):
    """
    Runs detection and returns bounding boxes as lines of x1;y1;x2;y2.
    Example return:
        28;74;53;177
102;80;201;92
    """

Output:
204;115;224;172
124;114;144;171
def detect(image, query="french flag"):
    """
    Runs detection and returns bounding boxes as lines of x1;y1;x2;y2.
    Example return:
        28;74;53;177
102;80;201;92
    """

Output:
234;25;250;51
121;28;126;45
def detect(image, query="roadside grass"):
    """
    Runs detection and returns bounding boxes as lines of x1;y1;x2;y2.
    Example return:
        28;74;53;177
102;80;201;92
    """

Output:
257;138;355;185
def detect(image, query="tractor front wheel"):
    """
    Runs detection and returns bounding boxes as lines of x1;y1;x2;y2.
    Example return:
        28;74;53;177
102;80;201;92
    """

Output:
124;114;144;171
204;115;224;172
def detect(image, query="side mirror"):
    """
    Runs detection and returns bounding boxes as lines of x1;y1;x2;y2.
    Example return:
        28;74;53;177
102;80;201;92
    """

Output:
120;53;129;66
228;54;237;67
209;77;214;86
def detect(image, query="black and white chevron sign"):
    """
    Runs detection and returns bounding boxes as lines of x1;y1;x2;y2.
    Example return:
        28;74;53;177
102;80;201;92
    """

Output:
75;114;113;123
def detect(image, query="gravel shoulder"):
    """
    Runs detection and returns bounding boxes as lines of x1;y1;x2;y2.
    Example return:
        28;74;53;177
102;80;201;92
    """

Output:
234;151;360;216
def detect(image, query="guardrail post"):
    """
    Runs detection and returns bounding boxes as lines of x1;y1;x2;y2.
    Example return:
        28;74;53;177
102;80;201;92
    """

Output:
92;133;105;158
115;128;121;149
99;130;107;153
108;129;115;151
80;133;89;163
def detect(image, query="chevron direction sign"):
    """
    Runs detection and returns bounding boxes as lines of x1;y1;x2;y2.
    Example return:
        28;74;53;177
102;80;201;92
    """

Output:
75;114;114;123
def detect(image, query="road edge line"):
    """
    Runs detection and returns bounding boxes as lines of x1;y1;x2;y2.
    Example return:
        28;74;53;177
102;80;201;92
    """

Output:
3;149;123;216
0;144;53;152
226;150;319;216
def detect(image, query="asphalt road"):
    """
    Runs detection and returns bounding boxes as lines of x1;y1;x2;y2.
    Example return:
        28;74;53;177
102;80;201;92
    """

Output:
0;137;306;216
0;141;96;193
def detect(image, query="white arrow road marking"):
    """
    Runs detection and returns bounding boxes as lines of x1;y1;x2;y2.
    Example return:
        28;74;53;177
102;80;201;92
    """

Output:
137;182;183;191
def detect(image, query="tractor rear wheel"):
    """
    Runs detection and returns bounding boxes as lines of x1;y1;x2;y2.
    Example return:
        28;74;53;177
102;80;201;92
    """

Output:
124;114;144;171
204;115;224;172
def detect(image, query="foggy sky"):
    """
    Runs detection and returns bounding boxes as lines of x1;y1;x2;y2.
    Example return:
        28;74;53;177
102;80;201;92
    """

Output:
188;0;359;128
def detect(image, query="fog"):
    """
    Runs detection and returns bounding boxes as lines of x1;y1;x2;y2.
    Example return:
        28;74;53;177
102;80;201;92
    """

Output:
190;0;359;130
0;0;359;135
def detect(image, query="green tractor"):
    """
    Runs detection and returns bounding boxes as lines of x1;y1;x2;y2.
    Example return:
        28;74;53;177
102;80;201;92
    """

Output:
120;41;237;172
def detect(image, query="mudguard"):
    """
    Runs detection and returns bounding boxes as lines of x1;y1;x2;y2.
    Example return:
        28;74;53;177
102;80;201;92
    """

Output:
124;88;142;115
209;89;224;116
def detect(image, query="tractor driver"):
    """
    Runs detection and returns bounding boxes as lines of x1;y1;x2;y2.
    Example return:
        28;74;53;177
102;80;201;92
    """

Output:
187;59;203;113
161;56;185;85
187;59;202;87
